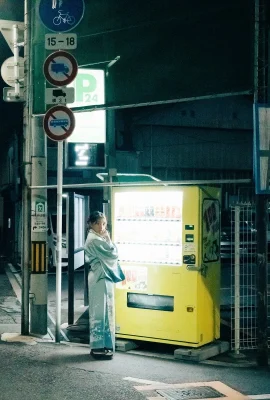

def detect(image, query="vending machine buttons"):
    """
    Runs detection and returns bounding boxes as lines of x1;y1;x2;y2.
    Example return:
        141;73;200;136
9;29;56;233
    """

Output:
185;224;194;230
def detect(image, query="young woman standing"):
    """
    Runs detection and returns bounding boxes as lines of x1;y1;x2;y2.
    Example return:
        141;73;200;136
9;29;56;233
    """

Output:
84;211;124;359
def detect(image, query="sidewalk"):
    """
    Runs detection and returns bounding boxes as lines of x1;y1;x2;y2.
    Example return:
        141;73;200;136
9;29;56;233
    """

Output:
0;263;263;367
0;266;21;335
0;263;260;363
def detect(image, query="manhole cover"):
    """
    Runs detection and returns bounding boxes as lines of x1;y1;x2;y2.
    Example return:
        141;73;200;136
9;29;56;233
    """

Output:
156;386;226;400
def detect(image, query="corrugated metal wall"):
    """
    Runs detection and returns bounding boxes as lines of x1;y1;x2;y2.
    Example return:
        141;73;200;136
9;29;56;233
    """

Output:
133;125;252;170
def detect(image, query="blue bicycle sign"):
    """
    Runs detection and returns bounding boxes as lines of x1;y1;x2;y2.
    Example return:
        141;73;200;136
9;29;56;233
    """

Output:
53;10;75;26
39;0;85;32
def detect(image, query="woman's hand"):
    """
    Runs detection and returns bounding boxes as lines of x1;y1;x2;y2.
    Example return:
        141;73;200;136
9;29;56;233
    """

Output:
102;229;111;241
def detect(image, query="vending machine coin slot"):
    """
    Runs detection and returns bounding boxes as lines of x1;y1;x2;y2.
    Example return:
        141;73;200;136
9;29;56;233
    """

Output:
183;254;196;264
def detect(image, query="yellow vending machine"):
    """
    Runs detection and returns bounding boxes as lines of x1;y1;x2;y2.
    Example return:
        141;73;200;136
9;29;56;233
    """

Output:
112;185;221;347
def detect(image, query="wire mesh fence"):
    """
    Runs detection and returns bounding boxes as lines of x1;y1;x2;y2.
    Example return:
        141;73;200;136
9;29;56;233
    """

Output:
229;204;270;351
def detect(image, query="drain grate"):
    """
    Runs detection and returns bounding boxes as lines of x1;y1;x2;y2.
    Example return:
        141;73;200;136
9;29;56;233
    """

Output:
156;386;226;400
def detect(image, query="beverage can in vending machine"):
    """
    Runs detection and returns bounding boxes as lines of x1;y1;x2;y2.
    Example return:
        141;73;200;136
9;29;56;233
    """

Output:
155;205;161;218
174;206;181;218
135;205;141;217
118;205;125;218
166;205;171;218
145;205;152;217
139;205;145;217
160;205;166;218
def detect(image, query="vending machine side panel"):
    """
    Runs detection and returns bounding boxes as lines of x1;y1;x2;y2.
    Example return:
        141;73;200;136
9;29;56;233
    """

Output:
197;187;221;345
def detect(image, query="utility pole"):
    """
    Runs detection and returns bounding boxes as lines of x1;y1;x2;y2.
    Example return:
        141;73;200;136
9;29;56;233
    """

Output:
22;0;48;336
21;0;31;335
254;0;269;367
30;116;48;335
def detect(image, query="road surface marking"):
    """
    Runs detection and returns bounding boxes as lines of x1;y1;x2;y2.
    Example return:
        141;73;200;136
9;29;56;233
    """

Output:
124;377;165;385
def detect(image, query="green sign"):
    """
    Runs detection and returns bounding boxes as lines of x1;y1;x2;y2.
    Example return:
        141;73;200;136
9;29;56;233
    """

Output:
36;201;46;214
68;69;105;108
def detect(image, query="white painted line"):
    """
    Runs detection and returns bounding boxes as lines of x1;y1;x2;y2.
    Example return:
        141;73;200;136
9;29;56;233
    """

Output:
47;327;55;341
47;309;70;342
5;265;22;302
123;377;165;385
249;395;270;399
59;328;70;342
8;263;22;285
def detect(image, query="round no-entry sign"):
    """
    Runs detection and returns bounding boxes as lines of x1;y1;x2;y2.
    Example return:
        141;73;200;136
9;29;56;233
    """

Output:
43;105;75;141
43;51;78;87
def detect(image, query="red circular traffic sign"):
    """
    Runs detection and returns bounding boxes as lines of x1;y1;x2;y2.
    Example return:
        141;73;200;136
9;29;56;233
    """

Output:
43;105;75;141
43;51;78;87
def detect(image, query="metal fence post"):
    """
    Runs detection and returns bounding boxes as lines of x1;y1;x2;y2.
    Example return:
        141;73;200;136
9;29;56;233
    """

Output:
234;205;241;355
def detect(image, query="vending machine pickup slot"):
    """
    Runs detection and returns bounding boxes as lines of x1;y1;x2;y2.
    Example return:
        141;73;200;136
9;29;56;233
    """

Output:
127;293;174;312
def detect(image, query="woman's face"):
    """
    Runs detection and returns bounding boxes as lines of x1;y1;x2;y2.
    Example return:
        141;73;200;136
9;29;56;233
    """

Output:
91;217;107;235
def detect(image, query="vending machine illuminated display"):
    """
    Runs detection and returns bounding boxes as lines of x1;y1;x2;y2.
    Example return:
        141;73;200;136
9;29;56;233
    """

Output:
114;191;182;265
112;185;221;348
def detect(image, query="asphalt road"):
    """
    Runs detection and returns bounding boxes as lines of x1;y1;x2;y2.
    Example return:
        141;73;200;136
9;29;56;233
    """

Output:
0;339;270;400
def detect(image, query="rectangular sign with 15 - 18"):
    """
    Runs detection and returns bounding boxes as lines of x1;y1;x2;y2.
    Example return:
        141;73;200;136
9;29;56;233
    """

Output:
45;33;77;50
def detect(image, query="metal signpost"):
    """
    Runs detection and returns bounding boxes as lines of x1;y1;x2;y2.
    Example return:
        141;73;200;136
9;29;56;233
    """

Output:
40;0;84;342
